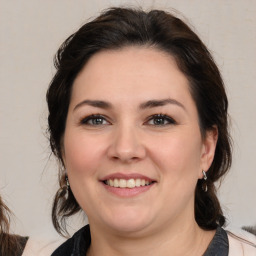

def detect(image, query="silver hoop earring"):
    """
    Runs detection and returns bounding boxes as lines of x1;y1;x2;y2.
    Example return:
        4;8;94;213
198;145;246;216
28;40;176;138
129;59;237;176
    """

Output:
202;170;208;192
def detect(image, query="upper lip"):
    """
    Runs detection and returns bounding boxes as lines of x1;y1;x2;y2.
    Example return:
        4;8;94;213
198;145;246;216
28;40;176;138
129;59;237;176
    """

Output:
100;173;156;182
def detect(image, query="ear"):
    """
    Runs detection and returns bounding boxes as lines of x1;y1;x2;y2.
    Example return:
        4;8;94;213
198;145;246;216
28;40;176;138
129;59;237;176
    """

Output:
199;126;218;178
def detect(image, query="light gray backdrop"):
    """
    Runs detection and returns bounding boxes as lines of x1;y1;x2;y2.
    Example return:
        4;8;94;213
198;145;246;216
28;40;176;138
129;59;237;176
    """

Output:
0;0;255;239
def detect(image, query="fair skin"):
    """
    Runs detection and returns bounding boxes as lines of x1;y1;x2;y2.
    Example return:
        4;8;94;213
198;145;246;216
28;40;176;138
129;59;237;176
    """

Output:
63;46;218;256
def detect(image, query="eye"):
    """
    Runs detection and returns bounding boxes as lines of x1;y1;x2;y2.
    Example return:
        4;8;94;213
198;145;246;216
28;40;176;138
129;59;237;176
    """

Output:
80;114;110;126
146;114;176;126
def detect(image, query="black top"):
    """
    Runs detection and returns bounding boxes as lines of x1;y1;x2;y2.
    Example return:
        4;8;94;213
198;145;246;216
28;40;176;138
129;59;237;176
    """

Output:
51;225;228;256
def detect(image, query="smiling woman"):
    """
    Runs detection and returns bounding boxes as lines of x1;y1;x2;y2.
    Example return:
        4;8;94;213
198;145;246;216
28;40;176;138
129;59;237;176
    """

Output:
47;7;256;256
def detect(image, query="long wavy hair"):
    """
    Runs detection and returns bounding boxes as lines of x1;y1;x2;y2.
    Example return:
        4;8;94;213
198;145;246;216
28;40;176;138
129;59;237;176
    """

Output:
47;7;232;236
0;196;23;255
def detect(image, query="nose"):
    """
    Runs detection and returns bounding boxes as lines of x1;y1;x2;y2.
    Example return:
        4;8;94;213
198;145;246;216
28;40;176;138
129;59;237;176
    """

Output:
107;124;146;163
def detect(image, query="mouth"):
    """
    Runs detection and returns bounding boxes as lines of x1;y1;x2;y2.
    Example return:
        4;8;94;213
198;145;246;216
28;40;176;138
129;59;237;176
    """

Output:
100;173;156;197
103;178;155;188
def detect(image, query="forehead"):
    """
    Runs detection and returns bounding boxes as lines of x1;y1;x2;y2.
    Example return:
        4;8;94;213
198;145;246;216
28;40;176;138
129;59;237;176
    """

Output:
71;46;193;108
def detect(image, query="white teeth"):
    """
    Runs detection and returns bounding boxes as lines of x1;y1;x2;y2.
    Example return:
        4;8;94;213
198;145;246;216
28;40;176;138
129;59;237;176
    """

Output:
105;178;152;188
119;179;126;188
114;179;119;187
127;179;135;188
135;179;141;187
109;179;114;186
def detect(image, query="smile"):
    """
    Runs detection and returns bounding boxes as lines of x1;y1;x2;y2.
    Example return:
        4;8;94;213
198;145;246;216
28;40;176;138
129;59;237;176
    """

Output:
104;178;154;188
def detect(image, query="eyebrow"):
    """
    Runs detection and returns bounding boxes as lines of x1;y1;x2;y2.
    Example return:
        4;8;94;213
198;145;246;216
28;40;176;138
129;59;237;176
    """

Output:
73;100;112;111
73;98;186;112
139;98;186;111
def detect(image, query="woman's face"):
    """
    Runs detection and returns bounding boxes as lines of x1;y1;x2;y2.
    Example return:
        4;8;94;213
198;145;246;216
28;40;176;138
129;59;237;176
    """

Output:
63;47;217;234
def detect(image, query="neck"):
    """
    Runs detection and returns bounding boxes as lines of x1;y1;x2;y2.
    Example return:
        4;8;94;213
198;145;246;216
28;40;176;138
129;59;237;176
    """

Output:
87;219;215;256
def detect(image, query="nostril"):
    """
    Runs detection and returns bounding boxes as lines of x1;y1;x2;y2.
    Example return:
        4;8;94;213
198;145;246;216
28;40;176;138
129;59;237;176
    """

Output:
106;130;146;161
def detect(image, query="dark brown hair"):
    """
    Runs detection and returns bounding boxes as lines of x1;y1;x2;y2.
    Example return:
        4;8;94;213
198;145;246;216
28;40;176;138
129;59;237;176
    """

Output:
47;7;232;236
0;196;24;255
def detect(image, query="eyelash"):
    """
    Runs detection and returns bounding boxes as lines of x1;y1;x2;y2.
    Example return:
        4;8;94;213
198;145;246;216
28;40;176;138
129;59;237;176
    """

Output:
80;114;176;126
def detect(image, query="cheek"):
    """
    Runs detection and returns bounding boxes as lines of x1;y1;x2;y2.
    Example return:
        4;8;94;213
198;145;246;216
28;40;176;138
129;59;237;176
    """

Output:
63;131;105;176
149;131;202;177
150;132;203;208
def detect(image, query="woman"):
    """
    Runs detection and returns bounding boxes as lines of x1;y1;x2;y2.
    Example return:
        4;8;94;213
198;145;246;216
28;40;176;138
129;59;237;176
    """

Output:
0;196;28;256
47;7;256;255
0;195;65;255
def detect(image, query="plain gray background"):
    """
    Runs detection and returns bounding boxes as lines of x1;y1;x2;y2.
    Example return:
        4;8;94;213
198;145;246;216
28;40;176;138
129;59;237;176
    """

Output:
0;0;255;239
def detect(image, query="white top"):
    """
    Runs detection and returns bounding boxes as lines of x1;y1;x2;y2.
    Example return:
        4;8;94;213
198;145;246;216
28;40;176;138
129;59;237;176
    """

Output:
227;228;256;256
21;237;65;256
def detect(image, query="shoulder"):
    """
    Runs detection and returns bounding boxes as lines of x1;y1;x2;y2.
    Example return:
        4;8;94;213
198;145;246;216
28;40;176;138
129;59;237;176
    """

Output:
51;225;91;256
0;234;28;256
21;237;65;256
226;227;256;256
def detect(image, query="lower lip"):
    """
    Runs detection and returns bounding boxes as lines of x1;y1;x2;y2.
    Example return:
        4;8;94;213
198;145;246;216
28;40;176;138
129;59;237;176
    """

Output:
102;182;155;197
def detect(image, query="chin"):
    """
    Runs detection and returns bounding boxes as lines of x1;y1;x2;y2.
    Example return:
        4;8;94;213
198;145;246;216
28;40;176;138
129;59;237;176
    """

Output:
108;219;151;234
101;208;154;234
